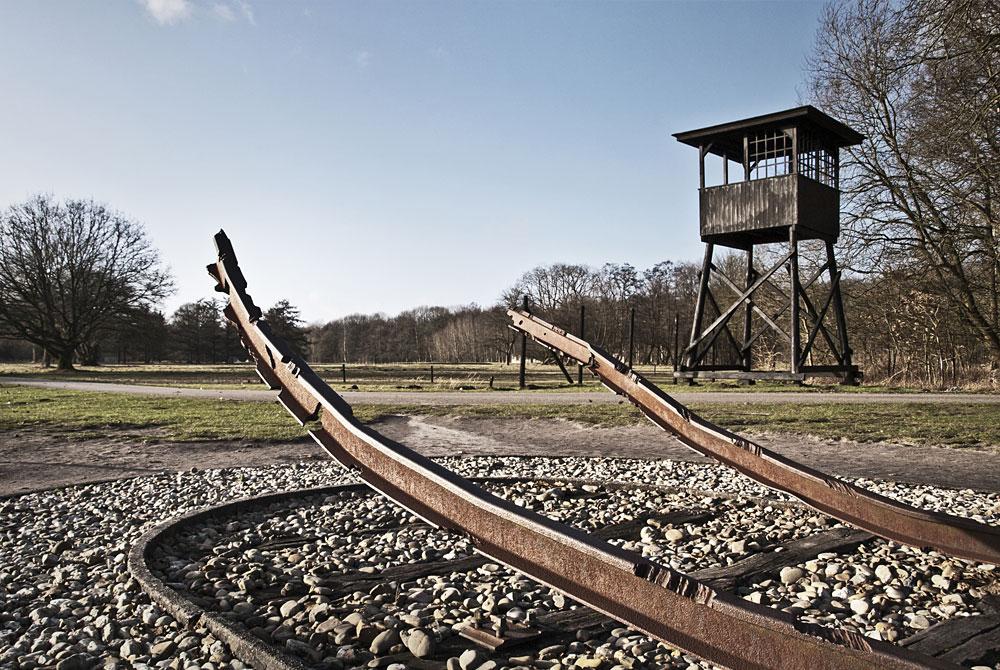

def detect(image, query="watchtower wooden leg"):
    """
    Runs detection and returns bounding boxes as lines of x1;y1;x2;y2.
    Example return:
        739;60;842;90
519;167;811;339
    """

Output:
826;240;856;385
739;247;755;385
789;230;802;378
684;242;714;374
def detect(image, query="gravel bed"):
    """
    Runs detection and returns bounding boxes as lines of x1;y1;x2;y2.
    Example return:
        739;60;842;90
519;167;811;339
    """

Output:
1;456;999;670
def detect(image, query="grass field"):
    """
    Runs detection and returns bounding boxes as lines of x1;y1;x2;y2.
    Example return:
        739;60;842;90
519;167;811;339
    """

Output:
3;385;998;450
0;362;934;394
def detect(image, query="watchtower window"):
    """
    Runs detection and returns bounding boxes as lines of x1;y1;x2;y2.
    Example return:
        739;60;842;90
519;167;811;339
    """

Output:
797;131;837;188
748;131;793;180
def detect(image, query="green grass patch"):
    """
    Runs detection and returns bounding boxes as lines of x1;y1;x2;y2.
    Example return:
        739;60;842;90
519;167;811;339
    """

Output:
697;403;1000;449
3;385;998;450
1;386;314;442
0;362;936;394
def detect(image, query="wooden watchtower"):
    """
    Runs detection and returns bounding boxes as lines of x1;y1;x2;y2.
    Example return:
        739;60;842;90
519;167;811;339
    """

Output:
672;106;864;384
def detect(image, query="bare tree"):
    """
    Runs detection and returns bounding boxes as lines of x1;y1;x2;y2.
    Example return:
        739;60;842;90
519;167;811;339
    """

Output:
0;195;173;369
806;0;1000;361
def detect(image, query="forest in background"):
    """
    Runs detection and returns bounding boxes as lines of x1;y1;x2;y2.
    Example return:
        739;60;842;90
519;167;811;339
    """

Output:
0;254;991;389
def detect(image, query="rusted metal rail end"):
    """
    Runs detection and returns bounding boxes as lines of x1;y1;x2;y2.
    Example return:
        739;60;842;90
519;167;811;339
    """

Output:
207;230;950;670
507;308;1000;566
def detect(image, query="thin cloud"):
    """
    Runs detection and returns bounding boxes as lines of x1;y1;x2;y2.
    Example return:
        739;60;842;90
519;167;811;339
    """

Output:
141;0;255;26
355;50;371;68
212;2;235;21
141;0;192;25
235;0;255;25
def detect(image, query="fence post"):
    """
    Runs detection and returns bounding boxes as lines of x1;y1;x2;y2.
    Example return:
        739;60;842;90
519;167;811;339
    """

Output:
628;306;636;369
341;362;347;383
430;365;434;384
519;295;529;389
672;313;680;385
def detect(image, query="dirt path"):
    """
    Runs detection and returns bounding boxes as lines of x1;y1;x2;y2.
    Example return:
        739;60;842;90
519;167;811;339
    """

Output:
3;377;999;405
4;415;1000;496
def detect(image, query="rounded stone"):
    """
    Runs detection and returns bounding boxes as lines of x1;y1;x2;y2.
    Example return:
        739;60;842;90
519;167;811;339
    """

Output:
370;629;401;655
849;599;871;616
874;565;893;584
459;649;482;669
405;628;435;658
780;567;805;585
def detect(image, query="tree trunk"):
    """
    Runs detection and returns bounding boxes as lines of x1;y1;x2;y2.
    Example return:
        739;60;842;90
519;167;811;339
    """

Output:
56;349;75;371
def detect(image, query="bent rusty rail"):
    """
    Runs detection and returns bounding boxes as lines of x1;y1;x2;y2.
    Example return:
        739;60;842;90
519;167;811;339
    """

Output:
208;230;950;670
507;308;1000;565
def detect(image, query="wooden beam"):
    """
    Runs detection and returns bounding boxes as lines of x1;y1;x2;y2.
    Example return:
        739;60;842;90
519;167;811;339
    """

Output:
684;244;714;369
553;352;575;384
743;135;750;180
711;265;791;346
827;240;853;371
742;248;753;370
796;281;844;365
705;289;742;357
699;145;706;189
789;229;801;375
685;249;794;356
798;271;841;366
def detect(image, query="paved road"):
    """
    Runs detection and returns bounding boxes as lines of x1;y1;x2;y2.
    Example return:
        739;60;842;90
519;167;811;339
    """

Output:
3;376;999;404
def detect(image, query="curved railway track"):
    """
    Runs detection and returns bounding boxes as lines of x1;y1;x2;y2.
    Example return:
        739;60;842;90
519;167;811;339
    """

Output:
505;310;1000;565
143;477;1000;670
206;230;999;669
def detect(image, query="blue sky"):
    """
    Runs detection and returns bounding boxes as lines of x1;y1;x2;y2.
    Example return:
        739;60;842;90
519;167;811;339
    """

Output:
0;1;827;322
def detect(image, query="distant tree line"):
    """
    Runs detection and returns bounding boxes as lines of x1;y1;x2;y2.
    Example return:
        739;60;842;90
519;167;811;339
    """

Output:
2;246;998;389
0;292;310;367
305;261;701;366
3;249;999;387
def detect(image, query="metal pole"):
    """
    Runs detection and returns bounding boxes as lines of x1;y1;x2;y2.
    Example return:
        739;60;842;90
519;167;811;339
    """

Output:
578;304;585;385
519;295;528;389
628;306;636;369
341;363;346;384
430;365;434;384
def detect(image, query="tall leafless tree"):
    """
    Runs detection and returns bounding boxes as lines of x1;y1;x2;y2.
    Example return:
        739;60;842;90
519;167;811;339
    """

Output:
0;195;173;369
807;0;1000;361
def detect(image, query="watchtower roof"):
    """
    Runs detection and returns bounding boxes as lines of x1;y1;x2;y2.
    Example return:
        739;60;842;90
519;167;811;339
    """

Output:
673;105;864;162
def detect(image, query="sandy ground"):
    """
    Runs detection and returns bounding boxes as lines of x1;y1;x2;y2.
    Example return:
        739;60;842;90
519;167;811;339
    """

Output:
3;414;1000;497
4;377;1000;405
